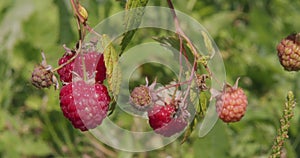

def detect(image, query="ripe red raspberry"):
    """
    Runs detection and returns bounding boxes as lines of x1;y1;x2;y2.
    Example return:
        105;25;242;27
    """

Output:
148;104;187;137
57;52;74;83
213;78;248;123
59;80;110;131
57;51;106;84
95;53;106;83
277;33;300;71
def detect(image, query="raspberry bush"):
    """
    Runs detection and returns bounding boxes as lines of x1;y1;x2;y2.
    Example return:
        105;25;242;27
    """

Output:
1;0;299;157
33;0;250;137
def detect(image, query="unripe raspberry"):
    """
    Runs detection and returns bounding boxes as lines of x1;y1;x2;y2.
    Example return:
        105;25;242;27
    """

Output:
212;78;248;123
31;52;58;89
130;86;152;109
129;78;158;110
277;33;300;71
31;65;54;89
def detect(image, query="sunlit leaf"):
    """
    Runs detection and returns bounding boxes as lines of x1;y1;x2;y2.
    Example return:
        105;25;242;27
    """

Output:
199;92;208;115
102;35;121;95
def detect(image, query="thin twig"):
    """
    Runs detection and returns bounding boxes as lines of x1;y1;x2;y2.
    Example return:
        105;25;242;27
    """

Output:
70;0;86;24
52;41;82;72
167;0;213;78
166;0;201;60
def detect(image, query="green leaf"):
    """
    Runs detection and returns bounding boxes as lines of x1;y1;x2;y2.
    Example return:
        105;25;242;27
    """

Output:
153;35;195;63
201;30;215;57
120;0;149;53
199;91;208;115
102;35;121;95
111;64;122;96
153;36;181;48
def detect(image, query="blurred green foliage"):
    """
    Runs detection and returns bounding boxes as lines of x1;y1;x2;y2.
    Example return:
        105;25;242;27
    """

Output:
0;0;300;157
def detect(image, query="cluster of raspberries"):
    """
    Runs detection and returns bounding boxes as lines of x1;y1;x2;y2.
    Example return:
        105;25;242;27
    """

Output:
57;50;110;131
32;50;249;136
130;78;248;137
32;46;252;136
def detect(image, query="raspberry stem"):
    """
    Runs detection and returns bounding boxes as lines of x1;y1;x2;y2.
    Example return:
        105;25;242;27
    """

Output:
70;0;86;24
166;0;213;78
181;59;197;110
155;74;193;94
52;42;81;72
166;0;200;60
53;0;89;73
165;0;227;104
70;0;102;39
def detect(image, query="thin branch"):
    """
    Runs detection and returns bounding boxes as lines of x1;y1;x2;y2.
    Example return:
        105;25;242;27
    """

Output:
70;0;86;24
166;0;200;60
167;0;213;78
